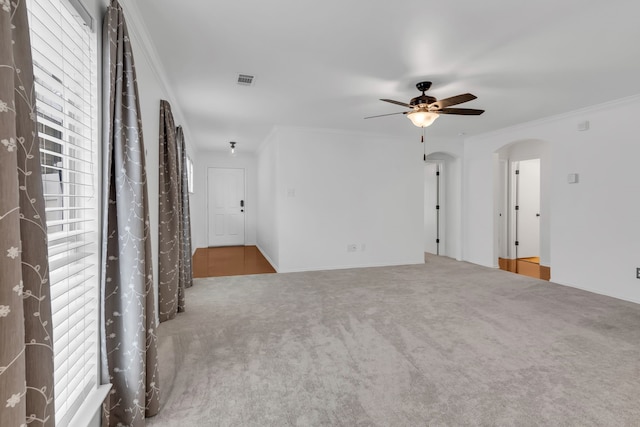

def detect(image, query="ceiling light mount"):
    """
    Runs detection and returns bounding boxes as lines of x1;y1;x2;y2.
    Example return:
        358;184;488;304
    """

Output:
229;141;237;156
415;81;432;92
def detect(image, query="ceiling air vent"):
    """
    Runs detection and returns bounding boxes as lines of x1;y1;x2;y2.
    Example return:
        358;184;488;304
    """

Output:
237;74;255;86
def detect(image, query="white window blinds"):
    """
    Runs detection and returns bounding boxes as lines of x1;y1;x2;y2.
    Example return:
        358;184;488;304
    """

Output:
26;0;99;425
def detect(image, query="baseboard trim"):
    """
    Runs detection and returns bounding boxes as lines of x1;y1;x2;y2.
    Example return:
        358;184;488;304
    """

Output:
276;260;425;274
498;258;517;271
551;280;640;305
255;244;279;273
540;265;551;281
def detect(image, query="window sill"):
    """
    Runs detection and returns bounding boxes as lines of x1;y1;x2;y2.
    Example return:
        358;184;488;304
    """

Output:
68;384;112;427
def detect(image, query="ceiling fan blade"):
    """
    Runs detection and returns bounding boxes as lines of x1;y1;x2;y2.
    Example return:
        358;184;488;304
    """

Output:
380;98;412;108
431;93;477;109
364;111;408;119
438;108;485;115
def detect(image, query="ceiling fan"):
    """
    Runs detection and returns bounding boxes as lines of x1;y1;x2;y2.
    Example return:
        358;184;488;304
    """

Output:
365;81;484;127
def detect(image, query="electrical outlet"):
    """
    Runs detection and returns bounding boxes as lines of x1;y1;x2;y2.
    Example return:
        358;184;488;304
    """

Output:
636;268;640;279
347;244;357;252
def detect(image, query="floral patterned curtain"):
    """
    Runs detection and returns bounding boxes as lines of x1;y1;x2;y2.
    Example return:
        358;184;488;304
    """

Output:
101;1;160;425
177;126;193;292
158;100;185;322
0;0;56;425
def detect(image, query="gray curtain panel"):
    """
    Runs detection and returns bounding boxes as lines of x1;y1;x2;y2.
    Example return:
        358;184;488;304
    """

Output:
158;100;185;322
177;126;193;291
0;1;56;425
101;1;160;425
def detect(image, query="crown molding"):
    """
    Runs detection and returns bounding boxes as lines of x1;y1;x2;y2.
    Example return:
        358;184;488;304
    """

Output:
277;125;411;140
255;126;280;155
468;93;640;142
118;0;197;155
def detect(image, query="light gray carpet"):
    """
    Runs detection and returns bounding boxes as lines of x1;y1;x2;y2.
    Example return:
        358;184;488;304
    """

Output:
147;255;640;426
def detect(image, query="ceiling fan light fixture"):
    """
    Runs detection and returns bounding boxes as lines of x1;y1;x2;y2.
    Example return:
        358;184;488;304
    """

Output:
407;110;439;128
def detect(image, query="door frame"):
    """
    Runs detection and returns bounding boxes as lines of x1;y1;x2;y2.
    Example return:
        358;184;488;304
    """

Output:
424;160;446;256
498;159;509;259
206;167;247;247
508;159;541;261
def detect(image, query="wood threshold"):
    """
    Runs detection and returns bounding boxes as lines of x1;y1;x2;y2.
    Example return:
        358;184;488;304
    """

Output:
498;257;550;281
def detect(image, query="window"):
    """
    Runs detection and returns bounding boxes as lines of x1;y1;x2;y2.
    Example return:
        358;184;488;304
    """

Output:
186;155;194;193
26;0;99;425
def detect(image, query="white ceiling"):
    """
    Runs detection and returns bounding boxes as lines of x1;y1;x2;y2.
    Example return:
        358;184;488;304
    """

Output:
133;0;640;152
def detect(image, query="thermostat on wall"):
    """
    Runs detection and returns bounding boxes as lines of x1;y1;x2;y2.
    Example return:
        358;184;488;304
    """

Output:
567;173;579;184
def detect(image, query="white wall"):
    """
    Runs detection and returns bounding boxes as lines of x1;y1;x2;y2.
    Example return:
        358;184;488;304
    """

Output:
464;96;640;303
256;129;280;269
190;151;258;250
258;127;425;273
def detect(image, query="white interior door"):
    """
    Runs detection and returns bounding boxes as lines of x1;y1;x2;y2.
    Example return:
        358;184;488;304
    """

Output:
498;159;509;259
516;159;540;259
207;168;245;246
424;162;444;255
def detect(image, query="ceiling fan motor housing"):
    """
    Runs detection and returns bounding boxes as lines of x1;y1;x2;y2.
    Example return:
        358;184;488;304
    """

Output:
365;80;484;121
410;81;436;107
410;94;436;107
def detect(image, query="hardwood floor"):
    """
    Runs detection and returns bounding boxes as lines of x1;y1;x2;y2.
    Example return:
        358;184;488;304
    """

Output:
498;257;550;281
193;248;550;281
193;246;276;278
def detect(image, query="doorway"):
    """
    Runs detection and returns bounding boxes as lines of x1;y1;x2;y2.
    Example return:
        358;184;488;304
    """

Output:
424;151;461;260
510;159;541;277
494;139;550;280
424;161;445;256
207;167;246;247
